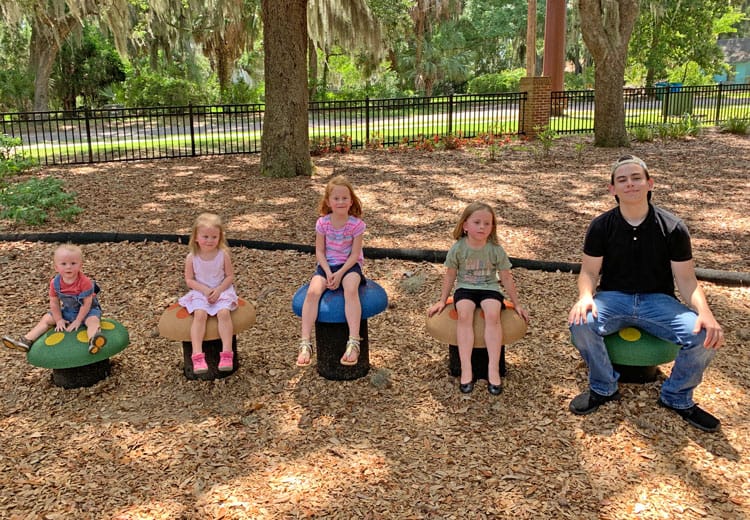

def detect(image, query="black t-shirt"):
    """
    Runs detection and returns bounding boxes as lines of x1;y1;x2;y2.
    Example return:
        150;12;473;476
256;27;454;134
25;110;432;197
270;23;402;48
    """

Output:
583;204;692;296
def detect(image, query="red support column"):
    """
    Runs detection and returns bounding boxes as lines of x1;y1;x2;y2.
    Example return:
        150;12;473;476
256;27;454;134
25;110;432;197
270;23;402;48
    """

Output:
543;0;567;115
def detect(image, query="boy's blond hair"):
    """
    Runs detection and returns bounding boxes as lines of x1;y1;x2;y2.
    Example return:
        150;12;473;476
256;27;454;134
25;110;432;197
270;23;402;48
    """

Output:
54;244;83;261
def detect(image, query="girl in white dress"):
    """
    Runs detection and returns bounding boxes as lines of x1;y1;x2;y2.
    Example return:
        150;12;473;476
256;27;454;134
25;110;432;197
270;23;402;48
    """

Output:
179;213;238;373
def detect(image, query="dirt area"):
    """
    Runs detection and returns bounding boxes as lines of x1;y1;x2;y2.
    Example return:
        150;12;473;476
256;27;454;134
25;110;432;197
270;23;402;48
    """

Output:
0;131;748;519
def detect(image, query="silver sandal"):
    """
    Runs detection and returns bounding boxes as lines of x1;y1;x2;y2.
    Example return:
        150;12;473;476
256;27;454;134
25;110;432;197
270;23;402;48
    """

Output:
296;339;313;367
340;337;361;366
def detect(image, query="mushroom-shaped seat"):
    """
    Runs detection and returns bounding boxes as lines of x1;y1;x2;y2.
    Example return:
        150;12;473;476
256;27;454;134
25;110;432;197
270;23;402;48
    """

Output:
291;279;388;380
158;298;256;380
603;327;680;383
425;299;527;346
426;298;527;380
27;318;129;389
291;279;388;323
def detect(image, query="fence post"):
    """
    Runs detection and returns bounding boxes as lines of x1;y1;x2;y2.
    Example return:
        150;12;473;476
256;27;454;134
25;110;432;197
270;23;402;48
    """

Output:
84;107;94;164
661;88;670;124
365;97;370;147
189;104;196;157
715;83;723;126
447;94;454;136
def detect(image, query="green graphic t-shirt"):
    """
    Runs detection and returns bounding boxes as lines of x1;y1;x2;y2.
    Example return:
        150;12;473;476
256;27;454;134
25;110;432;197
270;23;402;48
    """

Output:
445;237;512;293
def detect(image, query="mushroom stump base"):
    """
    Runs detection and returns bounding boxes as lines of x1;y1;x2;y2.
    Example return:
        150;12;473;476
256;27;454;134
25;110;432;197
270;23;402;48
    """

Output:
182;336;239;380
315;320;370;381
448;344;507;380
52;359;112;389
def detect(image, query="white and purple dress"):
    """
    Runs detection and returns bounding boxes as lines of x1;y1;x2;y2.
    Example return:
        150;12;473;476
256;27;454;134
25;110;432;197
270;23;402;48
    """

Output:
178;250;238;315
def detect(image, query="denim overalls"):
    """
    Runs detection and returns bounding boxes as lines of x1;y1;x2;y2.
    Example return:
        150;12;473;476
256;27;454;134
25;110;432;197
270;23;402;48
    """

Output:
52;274;103;323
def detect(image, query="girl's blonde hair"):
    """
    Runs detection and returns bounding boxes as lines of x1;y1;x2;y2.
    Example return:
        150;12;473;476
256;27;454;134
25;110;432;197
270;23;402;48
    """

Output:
452;202;499;244
188;213;229;254
318;175;363;217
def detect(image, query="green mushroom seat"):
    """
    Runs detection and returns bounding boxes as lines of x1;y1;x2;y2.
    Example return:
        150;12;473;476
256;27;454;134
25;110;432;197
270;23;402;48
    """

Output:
604;327;680;383
26;318;129;388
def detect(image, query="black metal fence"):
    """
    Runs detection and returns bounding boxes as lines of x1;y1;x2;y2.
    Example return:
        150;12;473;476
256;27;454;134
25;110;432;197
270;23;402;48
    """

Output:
1;83;748;165
551;83;750;134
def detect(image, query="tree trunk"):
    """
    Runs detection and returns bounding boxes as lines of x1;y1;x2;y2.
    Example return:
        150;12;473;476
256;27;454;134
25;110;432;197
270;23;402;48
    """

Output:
578;0;639;147
260;0;312;178
29;12;79;113
30;26;60;113
592;57;629;146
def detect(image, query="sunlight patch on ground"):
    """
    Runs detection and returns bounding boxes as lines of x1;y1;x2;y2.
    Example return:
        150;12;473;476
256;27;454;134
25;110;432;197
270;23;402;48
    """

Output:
230;214;278;233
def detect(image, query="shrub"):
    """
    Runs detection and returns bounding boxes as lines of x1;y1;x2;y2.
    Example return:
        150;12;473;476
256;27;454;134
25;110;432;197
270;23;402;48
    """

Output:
116;72;218;107
438;132;465;150
0;134;36;180
629;125;657;142
309;134;352;155
534;125;558;157
467;69;526;94
0;177;82;225
719;118;750;135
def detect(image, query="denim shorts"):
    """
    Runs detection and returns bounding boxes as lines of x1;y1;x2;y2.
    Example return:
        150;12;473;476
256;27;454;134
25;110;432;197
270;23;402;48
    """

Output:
54;305;103;324
314;263;366;285
453;287;505;308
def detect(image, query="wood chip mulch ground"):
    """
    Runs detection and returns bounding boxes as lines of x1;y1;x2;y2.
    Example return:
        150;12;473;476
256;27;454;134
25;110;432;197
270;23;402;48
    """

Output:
0;131;748;519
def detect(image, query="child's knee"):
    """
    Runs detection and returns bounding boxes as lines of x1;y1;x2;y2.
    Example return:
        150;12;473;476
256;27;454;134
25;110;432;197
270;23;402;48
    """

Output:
85;316;101;328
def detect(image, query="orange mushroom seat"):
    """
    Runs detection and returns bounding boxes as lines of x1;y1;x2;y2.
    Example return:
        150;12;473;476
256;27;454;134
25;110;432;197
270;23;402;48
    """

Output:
426;298;527;380
158;298;256;341
158;298;256;380
425;299;527;346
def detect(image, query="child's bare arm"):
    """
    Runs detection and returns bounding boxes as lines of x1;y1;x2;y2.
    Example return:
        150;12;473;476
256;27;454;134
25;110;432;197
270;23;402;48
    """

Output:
499;270;529;322
67;294;93;331
428;268;457;316
49;295;66;330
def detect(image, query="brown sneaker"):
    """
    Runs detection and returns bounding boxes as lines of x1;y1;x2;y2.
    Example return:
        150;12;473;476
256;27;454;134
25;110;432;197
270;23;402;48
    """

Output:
2;335;32;353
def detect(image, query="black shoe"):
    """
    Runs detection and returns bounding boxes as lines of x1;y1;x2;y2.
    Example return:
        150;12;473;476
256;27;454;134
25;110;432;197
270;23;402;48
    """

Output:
569;389;621;415
487;382;503;396
459;380;475;393
657;398;720;432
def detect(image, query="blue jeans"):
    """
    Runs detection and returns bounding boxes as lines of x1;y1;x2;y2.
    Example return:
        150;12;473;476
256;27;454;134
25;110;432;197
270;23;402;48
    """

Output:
569;291;716;409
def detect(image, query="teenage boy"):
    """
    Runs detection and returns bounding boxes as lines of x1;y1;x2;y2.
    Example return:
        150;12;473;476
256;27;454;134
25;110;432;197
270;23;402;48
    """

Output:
568;155;724;432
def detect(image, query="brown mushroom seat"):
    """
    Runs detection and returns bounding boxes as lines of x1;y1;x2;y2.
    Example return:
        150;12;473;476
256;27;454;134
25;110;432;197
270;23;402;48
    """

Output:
158;298;256;380
426;298;528;380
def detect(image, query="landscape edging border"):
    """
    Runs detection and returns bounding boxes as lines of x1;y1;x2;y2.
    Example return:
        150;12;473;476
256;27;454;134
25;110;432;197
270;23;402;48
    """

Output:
1;232;747;286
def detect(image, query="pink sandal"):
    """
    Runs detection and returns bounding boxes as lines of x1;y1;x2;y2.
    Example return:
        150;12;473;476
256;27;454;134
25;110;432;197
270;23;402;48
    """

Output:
218;351;234;372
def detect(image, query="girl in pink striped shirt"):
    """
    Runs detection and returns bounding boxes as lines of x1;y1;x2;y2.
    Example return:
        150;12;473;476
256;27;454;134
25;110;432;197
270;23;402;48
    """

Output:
296;176;366;367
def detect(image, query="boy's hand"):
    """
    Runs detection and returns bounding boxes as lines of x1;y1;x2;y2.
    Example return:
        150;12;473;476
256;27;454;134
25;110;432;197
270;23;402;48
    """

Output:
65;320;82;332
568;296;597;326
